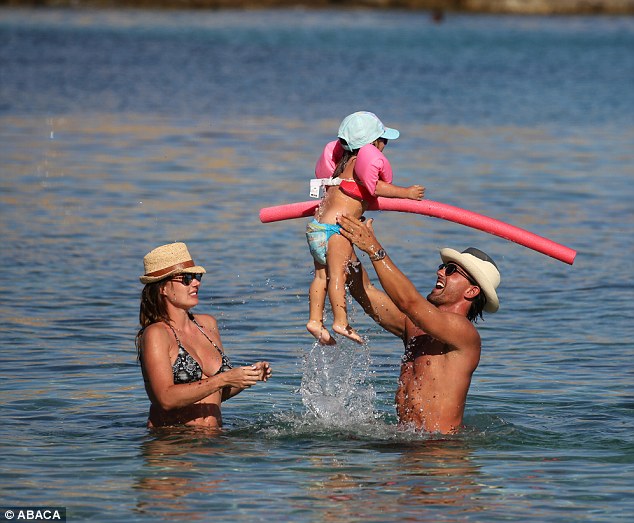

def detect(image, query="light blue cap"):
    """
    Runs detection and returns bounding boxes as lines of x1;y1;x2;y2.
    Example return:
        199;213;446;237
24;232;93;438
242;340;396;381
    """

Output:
337;111;400;151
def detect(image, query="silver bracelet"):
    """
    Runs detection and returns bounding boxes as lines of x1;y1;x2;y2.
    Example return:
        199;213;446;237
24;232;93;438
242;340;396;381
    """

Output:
369;248;386;261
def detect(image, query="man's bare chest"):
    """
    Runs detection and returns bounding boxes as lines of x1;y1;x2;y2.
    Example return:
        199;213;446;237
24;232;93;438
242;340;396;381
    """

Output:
403;330;450;362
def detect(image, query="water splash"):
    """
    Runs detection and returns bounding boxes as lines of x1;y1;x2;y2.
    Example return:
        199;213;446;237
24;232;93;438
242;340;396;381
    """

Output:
299;339;376;426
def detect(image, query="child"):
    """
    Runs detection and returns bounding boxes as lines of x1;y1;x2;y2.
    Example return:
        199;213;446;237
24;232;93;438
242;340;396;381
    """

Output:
306;111;425;345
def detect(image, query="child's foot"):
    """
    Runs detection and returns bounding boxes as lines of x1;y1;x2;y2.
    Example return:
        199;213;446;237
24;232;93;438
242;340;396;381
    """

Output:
332;323;363;344
307;321;336;346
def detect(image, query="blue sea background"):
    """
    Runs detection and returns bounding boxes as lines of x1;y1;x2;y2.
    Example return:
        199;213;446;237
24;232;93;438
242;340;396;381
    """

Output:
1;7;633;522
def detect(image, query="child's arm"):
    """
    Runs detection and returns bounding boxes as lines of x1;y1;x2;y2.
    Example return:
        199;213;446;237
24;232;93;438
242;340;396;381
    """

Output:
374;180;424;200
355;144;424;201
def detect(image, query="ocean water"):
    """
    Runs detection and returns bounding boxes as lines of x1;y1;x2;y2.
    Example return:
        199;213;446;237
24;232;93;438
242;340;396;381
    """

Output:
0;7;633;522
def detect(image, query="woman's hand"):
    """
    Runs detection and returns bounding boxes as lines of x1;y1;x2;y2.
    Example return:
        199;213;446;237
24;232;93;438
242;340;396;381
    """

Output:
252;361;272;382
223;365;264;390
219;362;271;402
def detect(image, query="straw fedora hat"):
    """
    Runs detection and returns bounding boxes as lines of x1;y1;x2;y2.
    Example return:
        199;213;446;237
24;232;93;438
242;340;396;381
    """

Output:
440;247;500;313
140;242;206;284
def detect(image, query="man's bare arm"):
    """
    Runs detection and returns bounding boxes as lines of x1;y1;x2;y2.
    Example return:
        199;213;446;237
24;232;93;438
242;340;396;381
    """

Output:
339;215;479;350
347;256;407;338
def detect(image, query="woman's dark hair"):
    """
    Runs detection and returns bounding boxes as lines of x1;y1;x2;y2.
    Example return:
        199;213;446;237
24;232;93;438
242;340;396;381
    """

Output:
135;280;169;361
332;138;358;179
467;291;487;323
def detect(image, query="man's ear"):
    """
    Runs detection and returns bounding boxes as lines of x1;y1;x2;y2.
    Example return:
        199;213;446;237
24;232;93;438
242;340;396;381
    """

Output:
464;285;481;301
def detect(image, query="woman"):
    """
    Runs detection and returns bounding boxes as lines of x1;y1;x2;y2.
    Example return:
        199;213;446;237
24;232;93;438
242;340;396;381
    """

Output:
136;242;271;429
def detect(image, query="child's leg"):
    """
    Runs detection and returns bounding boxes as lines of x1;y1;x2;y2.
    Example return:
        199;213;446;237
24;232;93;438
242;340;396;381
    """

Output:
307;262;336;345
326;234;363;344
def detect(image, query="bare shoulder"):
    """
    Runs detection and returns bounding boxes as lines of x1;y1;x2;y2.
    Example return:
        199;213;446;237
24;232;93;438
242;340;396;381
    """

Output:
140;322;174;362
455;313;481;347
142;322;171;345
437;311;481;354
193;313;218;331
192;314;223;349
451;316;481;372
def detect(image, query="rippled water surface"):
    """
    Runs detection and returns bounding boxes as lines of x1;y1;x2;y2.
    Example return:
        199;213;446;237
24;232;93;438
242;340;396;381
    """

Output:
1;7;633;522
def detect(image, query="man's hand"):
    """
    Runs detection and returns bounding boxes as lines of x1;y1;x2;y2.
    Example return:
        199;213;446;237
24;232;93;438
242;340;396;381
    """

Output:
338;215;382;257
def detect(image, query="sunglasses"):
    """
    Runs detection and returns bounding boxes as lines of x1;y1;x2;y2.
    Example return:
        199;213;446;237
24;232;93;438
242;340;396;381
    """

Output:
171;273;203;286
438;263;476;285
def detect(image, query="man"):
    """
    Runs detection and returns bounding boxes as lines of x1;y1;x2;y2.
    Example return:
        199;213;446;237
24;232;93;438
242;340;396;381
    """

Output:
338;214;501;434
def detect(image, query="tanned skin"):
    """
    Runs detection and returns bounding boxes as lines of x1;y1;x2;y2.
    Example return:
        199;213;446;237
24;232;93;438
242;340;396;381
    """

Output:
339;215;483;434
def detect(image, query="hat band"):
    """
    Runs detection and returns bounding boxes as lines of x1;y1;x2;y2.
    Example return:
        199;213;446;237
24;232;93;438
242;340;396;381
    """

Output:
146;260;195;278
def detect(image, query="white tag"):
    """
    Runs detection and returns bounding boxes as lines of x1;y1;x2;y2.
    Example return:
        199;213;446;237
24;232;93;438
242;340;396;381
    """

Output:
309;178;341;198
309;178;322;198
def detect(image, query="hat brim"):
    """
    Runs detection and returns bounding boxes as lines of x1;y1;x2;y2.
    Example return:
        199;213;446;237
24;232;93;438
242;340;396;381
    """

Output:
439;248;499;313
381;127;400;141
140;265;206;284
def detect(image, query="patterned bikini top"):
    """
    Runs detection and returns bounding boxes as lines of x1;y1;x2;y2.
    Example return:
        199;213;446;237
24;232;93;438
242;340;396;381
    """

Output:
168;318;233;385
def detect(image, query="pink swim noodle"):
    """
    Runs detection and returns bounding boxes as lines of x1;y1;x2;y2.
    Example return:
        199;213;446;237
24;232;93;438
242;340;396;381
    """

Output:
258;198;576;265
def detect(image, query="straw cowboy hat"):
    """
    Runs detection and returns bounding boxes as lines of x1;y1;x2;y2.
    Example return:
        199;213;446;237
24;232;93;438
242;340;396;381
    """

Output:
140;242;206;284
440;247;501;313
